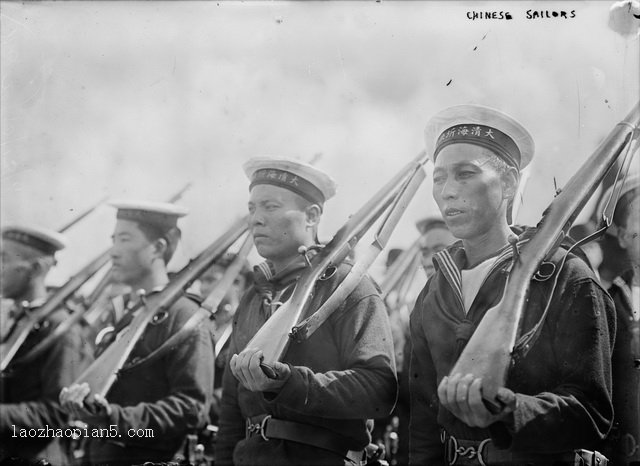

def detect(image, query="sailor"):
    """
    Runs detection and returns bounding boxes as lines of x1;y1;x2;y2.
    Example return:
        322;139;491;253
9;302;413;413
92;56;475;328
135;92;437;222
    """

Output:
415;217;456;279
409;105;615;465
215;157;397;466
0;225;92;463
59;201;215;466
601;173;640;465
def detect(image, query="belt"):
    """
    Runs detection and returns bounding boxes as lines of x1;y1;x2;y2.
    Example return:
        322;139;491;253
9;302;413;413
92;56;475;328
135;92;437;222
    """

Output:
441;431;608;466
246;414;355;459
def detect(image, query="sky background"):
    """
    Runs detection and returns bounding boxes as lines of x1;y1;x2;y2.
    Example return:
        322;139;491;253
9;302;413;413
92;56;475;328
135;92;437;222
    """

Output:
1;0;639;285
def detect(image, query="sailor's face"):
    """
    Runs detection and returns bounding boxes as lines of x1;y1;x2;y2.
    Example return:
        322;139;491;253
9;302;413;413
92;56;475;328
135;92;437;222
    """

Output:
432;144;508;241
419;227;456;277
110;220;155;286
0;241;33;299
248;184;310;263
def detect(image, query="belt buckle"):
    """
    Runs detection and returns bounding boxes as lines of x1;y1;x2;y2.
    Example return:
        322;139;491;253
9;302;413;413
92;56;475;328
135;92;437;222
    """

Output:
246;415;271;442
444;434;489;466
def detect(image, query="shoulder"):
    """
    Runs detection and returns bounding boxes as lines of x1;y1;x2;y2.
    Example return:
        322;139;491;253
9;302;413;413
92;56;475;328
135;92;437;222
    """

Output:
164;293;204;327
329;260;382;304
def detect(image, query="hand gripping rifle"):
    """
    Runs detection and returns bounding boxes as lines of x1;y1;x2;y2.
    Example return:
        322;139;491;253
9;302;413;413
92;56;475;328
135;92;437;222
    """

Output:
246;151;430;378
72;216;249;398
449;102;640;412
1;183;192;371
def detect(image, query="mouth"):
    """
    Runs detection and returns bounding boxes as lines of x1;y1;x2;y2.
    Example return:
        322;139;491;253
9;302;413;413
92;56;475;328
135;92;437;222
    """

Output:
444;207;465;218
252;232;269;240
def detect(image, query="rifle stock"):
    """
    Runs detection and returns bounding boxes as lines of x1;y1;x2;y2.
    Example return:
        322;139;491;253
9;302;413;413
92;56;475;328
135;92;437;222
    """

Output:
449;102;640;408
247;151;430;374
74;216;248;397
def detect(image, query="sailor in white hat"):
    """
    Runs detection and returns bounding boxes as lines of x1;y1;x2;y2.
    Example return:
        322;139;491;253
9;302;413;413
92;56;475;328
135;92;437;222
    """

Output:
415;217;456;278
601;172;640;464
242;157;337;270
410;104;614;464
59;199;215;465
216;157;397;466
0;226;94;463
1;225;67;302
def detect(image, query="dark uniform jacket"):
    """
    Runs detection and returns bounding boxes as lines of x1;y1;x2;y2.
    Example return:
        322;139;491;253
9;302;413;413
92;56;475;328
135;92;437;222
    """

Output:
605;270;640;464
215;256;398;466
0;304;94;463
409;231;615;465
86;293;215;466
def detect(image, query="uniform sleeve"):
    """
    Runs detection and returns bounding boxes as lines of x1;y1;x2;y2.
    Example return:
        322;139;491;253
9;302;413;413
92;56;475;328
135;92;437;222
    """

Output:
263;291;398;420
490;276;616;452
408;290;444;466
214;330;245;466
107;324;214;443
0;322;93;432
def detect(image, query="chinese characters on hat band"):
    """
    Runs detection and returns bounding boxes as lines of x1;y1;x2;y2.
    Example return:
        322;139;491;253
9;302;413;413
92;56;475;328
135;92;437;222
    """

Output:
2;230;60;256
249;168;326;206
434;124;522;170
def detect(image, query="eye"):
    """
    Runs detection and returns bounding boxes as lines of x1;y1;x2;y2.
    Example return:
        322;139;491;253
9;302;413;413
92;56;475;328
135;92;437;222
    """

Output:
433;175;445;184
457;170;475;179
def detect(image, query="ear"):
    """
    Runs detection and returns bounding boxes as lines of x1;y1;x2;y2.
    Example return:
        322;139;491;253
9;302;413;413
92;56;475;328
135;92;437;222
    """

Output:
501;167;520;200
152;238;168;260
30;256;55;277
616;228;628;250
304;204;322;228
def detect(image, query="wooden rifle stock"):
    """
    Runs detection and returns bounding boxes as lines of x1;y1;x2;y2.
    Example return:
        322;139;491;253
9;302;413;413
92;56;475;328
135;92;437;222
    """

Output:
246;151;430;376
73;216;248;397
4;183;195;369
449;102;640;410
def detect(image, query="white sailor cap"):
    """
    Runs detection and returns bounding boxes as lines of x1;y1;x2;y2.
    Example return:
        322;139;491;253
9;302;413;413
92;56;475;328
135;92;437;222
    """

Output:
597;172;639;234
1;225;67;255
415;217;448;235
243;157;337;207
425;104;535;170
110;200;188;233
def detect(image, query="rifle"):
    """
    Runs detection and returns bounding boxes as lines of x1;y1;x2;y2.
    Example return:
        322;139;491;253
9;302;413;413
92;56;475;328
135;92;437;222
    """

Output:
245;151;430;377
114;231;255;367
2;183;192;371
57;195;109;233
74;216;249;397
449;102;640;411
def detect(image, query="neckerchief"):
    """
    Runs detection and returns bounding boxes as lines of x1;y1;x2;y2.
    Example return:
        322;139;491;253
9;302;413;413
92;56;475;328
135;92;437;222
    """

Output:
252;249;317;319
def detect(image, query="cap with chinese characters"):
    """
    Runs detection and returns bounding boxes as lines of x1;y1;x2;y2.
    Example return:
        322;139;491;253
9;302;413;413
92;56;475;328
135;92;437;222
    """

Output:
415;217;448;235
425;104;534;170
1;225;67;256
110;200;188;234
243;157;337;207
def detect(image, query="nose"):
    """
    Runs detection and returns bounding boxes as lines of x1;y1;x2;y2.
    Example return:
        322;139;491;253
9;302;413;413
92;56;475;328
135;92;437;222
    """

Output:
438;177;458;201
109;245;120;260
249;210;265;228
